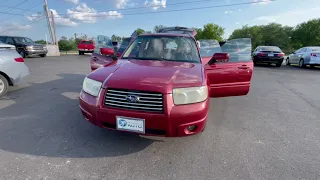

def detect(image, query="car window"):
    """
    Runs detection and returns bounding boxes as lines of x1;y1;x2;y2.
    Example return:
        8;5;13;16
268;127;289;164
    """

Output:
81;41;94;44
310;47;320;51
221;38;252;62
6;37;15;44
0;36;6;43
118;38;131;52
93;35;112;54
122;35;201;63
295;48;303;53
198;39;221;57
257;46;282;52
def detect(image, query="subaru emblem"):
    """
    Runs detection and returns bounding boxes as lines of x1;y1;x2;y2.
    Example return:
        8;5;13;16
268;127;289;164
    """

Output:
126;95;139;103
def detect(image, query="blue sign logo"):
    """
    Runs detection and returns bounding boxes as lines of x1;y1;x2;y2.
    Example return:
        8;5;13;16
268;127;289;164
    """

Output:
126;95;139;103
119;119;127;127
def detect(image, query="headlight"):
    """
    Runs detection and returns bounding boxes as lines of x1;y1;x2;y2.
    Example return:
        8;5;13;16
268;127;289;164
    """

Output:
172;86;208;105
10;47;16;50
26;46;33;50
82;77;102;97
43;46;47;49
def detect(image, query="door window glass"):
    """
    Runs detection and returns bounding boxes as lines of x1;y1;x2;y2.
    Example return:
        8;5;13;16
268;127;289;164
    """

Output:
6;37;14;44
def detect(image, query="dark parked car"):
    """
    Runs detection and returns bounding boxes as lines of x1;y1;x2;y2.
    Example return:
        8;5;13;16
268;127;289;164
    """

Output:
0;36;48;58
253;46;284;67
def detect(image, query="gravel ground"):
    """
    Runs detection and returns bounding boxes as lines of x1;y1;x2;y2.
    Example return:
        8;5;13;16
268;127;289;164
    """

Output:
0;55;320;180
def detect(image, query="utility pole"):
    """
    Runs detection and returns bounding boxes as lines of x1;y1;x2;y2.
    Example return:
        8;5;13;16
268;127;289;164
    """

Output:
51;10;57;45
44;0;54;44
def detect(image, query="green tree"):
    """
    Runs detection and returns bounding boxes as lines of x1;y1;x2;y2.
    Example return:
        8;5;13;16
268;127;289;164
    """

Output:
35;40;47;44
292;18;320;48
136;28;146;36
195;23;224;41
58;39;74;51
154;25;166;33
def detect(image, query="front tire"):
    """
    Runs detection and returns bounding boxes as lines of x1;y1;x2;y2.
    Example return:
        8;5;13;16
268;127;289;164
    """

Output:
40;54;46;57
0;74;9;97
79;51;82;55
286;58;291;65
299;59;306;68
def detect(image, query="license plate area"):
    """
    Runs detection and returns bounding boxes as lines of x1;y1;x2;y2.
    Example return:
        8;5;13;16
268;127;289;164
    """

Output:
116;116;145;134
268;54;274;57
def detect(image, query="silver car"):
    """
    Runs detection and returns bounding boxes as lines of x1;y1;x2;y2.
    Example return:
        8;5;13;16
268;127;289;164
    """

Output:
286;46;320;68
0;42;29;97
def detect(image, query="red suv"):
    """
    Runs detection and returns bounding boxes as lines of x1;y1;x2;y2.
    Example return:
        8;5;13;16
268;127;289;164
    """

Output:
79;28;253;137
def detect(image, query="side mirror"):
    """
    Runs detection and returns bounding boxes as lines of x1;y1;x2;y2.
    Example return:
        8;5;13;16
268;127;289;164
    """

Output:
208;53;229;65
100;47;114;56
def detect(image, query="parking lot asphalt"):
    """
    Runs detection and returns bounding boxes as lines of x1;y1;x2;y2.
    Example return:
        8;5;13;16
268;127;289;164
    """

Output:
0;55;320;180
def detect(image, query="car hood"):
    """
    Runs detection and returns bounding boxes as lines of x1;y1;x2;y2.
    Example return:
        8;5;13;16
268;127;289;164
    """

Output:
87;59;204;94
0;43;15;48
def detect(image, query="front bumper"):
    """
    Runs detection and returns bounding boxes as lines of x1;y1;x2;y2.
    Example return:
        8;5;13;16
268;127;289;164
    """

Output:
254;56;284;63
79;49;94;52
26;49;48;55
79;89;209;137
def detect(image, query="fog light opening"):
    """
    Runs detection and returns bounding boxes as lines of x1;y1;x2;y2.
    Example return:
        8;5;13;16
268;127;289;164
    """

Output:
187;125;197;132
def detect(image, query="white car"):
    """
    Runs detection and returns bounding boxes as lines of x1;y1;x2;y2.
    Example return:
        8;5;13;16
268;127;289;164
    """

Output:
286;46;320;68
0;42;29;97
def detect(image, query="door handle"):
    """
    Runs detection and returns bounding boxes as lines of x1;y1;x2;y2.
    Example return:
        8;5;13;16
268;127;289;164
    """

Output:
238;65;249;70
92;57;98;61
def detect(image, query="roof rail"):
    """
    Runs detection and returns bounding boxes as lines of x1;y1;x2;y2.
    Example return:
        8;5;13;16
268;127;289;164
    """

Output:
157;26;197;37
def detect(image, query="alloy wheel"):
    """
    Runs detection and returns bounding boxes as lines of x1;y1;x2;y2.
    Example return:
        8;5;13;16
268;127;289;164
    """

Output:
0;78;4;94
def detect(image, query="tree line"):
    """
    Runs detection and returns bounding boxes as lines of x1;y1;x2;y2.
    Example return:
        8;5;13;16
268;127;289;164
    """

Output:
36;18;320;53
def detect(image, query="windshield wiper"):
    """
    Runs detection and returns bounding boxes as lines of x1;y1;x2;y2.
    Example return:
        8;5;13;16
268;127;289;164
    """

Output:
130;57;166;61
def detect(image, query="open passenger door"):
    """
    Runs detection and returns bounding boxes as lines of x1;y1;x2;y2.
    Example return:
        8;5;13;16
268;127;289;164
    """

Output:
203;38;253;98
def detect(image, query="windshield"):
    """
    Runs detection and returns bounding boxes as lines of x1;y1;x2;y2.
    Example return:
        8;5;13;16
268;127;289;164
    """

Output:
122;36;201;63
13;37;34;43
310;47;320;51
119;38;131;52
257;46;281;52
81;41;93;44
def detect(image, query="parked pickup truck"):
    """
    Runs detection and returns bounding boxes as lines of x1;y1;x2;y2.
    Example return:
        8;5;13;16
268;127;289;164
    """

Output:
78;40;95;55
0;36;48;58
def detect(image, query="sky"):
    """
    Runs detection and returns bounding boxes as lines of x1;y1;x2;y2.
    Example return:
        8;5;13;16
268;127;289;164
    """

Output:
0;0;319;41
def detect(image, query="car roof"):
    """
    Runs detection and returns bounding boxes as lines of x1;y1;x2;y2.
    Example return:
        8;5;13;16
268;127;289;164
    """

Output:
0;35;27;38
139;33;192;38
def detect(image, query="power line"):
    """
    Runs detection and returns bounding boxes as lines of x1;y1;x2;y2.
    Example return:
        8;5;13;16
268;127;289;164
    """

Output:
0;3;41;12
0;0;29;17
0;17;45;33
59;0;228;15
54;0;278;18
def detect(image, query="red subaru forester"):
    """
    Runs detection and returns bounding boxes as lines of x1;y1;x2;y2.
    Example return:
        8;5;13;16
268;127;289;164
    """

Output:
80;27;253;137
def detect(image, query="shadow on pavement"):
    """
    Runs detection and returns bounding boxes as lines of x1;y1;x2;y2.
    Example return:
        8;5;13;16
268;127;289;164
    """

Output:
0;73;154;158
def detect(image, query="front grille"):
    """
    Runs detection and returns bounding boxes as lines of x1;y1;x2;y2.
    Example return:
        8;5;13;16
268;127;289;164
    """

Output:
104;89;164;113
32;46;43;50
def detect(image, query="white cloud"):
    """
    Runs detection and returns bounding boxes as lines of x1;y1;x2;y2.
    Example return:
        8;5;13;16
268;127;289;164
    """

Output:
50;9;78;27
144;0;166;10
235;22;240;25
115;0;129;9
224;10;233;14
26;13;43;21
67;3;122;23
238;9;242;11
253;7;320;26
252;0;271;5
64;0;79;5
